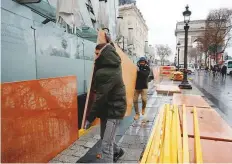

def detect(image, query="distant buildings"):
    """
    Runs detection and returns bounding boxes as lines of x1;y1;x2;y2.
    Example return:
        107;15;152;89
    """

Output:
118;4;148;61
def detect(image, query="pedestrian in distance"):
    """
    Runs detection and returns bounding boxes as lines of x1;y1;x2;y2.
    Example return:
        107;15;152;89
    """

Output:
221;64;227;79
84;42;126;163
133;57;150;120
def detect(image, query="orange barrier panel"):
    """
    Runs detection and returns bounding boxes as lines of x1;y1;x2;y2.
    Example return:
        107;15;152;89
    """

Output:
188;137;232;163
160;67;175;77
1;76;78;163
160;66;176;71
179;106;232;142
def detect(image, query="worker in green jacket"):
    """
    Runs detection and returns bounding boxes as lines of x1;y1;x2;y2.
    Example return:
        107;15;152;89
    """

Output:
85;43;126;163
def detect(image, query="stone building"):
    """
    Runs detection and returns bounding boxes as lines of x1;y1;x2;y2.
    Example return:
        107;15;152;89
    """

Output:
118;4;148;61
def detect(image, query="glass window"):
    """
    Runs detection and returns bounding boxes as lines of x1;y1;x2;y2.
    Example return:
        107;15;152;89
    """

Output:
228;61;232;68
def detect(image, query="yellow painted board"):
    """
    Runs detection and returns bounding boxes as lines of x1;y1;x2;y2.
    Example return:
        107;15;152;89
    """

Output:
182;104;190;163
146;106;165;163
158;105;167;163
140;105;165;163
176;105;183;163
162;104;171;163
171;105;178;163
193;106;203;163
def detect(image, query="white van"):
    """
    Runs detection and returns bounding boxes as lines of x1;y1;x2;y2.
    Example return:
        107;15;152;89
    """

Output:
224;60;232;75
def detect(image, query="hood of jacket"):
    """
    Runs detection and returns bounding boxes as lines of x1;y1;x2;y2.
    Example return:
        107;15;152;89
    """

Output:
95;44;121;69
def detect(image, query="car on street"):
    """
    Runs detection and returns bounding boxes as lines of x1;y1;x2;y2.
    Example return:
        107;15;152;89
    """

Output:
178;63;195;74
224;60;232;75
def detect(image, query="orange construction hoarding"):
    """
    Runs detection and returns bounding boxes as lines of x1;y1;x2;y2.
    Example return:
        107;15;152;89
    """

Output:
1;76;78;163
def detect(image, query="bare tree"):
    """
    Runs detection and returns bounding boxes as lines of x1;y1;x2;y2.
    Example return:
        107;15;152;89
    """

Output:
195;34;212;66
155;44;172;66
205;8;232;63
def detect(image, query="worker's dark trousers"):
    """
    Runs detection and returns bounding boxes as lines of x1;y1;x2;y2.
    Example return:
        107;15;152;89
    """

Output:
99;118;121;163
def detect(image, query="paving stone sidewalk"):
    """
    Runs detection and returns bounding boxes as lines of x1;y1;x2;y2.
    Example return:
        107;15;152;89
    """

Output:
50;79;231;163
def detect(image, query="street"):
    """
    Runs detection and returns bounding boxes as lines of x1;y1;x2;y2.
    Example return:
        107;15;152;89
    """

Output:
192;71;232;121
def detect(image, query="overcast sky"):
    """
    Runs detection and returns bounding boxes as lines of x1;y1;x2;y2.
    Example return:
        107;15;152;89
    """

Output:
136;0;232;60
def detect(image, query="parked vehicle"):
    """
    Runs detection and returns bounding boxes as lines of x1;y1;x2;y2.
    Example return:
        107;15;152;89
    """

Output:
224;60;232;75
179;63;195;74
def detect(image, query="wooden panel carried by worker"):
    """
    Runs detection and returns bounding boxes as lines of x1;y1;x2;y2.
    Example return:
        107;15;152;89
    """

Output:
1;76;78;163
81;29;137;128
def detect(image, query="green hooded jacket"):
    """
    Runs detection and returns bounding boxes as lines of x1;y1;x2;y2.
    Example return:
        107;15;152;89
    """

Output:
87;44;126;122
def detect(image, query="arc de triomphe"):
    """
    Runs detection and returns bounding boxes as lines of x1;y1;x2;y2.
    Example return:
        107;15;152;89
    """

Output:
175;20;206;64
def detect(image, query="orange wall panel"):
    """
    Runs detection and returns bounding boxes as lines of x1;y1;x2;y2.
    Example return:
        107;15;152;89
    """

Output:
1;76;78;163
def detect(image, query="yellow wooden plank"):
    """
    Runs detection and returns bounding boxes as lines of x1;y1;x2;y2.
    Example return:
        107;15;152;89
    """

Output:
182;104;189;163
140;105;165;163
158;105;167;163
171;105;178;163
146;105;165;163
162;104;171;163
176;105;183;163
193;106;203;163
78;127;94;137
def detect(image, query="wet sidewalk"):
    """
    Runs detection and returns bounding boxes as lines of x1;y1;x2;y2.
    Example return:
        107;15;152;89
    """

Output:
49;80;173;163
192;71;232;124
49;78;232;163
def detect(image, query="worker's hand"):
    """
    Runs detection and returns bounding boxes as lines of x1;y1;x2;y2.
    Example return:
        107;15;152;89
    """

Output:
105;32;111;43
84;120;91;130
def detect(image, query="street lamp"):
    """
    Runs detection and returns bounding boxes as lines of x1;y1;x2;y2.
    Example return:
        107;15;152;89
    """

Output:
177;41;181;70
179;5;192;89
174;56;177;66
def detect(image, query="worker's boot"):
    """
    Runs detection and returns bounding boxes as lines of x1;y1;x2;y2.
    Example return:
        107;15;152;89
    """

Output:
142;108;145;115
134;113;140;120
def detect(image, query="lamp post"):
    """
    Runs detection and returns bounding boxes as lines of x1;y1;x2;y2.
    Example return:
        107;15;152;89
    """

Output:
177;41;181;70
179;5;192;89
174;56;177;66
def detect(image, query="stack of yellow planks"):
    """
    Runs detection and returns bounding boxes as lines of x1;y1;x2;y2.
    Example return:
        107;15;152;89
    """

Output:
141;104;203;163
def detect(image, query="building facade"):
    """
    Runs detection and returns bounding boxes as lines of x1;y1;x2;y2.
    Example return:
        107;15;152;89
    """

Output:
175;20;206;64
119;4;148;61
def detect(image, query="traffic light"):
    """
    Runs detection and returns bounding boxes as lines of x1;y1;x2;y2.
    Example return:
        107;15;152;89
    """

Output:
225;55;228;60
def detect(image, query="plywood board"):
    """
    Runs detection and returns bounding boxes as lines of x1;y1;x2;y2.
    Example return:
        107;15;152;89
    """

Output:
1;76;78;163
179;107;232;142
173;94;210;108
156;85;181;95
81;30;137;128
188;137;232;163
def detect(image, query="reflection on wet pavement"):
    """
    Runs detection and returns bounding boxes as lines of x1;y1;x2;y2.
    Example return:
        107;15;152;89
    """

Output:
192;71;232;121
